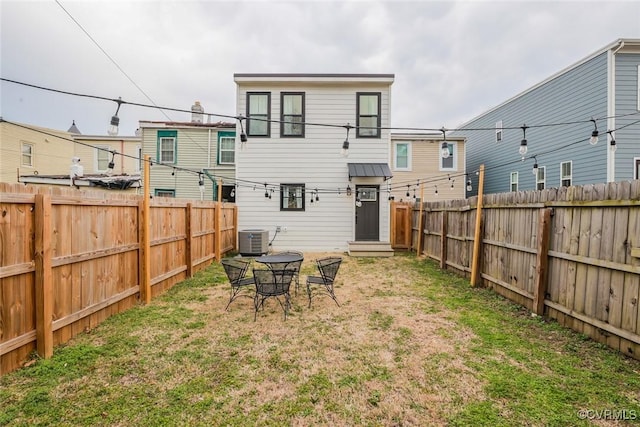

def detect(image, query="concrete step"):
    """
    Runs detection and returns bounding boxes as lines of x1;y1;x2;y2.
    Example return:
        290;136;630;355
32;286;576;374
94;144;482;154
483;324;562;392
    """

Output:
347;241;395;257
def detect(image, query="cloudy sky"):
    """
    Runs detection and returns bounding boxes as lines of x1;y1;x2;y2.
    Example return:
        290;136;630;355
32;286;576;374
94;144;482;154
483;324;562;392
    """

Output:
1;0;639;136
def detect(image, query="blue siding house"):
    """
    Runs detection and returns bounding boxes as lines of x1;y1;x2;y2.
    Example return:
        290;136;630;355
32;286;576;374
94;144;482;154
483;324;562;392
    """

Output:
455;39;640;196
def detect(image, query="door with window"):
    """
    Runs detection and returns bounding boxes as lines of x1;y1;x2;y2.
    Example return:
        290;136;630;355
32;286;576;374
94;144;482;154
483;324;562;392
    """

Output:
355;185;379;241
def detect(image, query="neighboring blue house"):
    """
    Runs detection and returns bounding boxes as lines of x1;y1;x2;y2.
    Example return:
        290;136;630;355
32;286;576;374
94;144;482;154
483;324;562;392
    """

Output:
455;38;640;196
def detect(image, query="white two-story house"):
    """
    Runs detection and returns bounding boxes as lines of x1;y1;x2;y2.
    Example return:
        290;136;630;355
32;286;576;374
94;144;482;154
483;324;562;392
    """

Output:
234;73;395;255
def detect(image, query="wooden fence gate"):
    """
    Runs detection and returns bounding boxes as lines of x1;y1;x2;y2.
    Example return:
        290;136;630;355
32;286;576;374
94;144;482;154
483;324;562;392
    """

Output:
390;201;413;250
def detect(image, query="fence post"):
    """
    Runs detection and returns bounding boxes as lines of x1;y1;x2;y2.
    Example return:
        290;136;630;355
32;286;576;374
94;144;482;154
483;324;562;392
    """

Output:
533;208;553;315
215;180;222;261
470;164;485;286
141;155;151;304
233;205;239;253
34;193;53;359
440;210;448;269
390;201;396;248
417;183;425;255
185;203;193;278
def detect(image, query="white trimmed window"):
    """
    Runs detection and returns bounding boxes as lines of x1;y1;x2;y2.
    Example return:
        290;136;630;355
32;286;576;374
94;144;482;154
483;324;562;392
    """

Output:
510;171;518;192
536;166;546;190
157;130;177;164
496;120;503;143
394;142;411;170
560;161;572;187
219;136;235;164
155;189;175;197
21;142;34;167
95;145;111;172
440;143;456;171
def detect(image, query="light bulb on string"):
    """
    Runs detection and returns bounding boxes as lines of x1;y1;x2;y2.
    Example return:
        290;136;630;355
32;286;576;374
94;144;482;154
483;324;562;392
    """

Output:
107;97;123;136
466;177;472;192
608;130;617;152
519;124;528;157
589;118;599;145
440;127;450;159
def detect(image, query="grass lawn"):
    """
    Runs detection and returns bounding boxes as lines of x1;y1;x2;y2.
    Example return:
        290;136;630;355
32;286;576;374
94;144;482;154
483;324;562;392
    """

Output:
1;253;639;426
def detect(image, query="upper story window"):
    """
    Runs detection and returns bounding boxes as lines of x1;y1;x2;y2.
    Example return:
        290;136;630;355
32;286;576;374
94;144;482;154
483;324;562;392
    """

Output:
496;120;503;143
536;166;546;190
157;130;177;164
356;92;381;138
281;92;305;137
218;132;235;165
560;161;572;186
281;184;305;211
247;92;270;137
510;171;518;192
394;142;411;170
21;142;33;167
440;143;456;171
95;145;111;172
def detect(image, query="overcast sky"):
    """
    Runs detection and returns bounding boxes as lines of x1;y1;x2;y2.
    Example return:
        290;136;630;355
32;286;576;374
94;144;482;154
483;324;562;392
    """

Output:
1;0;639;137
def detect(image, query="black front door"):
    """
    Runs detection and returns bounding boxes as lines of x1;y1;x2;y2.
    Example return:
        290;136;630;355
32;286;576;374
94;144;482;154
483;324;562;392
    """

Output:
355;185;379;241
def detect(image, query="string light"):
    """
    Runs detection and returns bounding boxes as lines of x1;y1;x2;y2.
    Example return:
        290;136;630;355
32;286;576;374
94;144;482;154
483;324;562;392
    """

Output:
108;97;123;136
532;157;539;176
466;175;472;192
440;127;450;159
341;124;352;157
264;183;269;198
107;150;116;171
589;118;599;145
519;124;528;157
608;130;617;152
406;184;410;197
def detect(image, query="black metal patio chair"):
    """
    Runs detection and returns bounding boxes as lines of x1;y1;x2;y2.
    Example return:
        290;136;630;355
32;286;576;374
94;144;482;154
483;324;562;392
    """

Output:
253;269;295;320
269;251;304;295
306;256;342;308
221;258;254;310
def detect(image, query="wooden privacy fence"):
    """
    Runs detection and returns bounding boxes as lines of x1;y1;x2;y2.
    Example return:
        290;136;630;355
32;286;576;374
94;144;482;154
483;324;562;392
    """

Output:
0;183;237;375
406;180;640;359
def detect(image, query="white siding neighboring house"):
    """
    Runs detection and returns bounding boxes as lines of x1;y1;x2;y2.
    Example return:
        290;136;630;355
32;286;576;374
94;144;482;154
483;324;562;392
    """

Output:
139;112;236;201
234;73;395;254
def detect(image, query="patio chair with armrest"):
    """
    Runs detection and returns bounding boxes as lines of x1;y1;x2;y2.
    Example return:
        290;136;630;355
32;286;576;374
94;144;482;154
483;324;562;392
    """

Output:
306;256;342;308
269;251;304;295
253;269;295;320
221;258;254;311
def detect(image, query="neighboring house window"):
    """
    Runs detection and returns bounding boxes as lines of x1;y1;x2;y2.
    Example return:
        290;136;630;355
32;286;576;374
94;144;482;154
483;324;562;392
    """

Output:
95;145;111;172
157;130;177;164
634;158;640;179
536;166;546;190
222;185;236;203
496;120;503;143
560;161;572;186
281;92;305;137
440;143;456;171
21;142;33;167
394;142;411;170
218;132;235;165
247;92;270;137
510;172;518;192
356;92;381;138
280;184;305;211
155;189;175;197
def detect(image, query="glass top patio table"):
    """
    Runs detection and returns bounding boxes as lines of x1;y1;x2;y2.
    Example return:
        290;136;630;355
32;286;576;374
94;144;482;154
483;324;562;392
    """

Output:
254;253;304;269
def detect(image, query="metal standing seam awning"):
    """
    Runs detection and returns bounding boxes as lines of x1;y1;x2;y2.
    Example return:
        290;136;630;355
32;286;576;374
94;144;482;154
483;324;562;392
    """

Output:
347;163;393;181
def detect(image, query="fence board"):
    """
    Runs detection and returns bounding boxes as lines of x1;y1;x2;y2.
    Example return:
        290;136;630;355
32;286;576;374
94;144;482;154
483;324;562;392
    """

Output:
0;182;237;375
407;179;640;360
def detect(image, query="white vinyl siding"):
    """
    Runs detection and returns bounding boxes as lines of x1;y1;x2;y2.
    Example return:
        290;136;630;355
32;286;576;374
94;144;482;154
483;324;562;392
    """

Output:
21;142;33;167
560;161;572;186
510;171;518;192
536;166;546;190
234;76;393;251
394;142;411;170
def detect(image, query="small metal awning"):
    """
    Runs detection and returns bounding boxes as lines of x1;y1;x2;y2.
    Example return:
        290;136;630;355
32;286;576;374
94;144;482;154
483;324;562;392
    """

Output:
347;163;393;181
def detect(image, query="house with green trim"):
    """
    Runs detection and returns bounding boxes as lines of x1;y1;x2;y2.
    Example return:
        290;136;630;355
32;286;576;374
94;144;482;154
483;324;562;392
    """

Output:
139;103;236;201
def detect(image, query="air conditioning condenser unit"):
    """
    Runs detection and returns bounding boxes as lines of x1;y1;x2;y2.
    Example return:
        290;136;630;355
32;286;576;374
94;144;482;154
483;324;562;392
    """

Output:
238;229;269;256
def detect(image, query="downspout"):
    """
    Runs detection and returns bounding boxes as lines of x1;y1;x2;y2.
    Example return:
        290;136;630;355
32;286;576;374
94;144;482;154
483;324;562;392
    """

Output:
207;128;212;169
203;169;217;201
607;41;624;182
